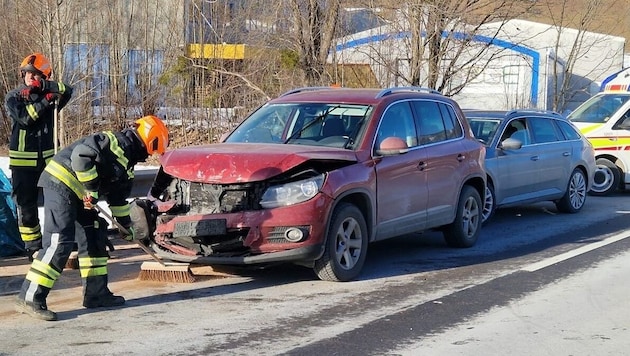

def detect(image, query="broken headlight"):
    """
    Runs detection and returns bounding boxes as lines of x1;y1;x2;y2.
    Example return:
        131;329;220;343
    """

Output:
259;174;324;208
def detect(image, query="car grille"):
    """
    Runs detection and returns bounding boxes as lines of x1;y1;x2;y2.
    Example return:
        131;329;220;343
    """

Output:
181;180;267;214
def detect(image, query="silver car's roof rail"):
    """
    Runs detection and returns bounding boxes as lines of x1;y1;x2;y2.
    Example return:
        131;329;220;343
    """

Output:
375;86;442;98
509;109;564;118
280;86;338;97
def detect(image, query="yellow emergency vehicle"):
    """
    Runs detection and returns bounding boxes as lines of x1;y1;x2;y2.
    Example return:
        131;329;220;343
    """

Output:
568;67;630;195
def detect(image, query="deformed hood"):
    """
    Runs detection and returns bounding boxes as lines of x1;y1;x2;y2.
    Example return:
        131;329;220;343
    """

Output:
160;143;358;184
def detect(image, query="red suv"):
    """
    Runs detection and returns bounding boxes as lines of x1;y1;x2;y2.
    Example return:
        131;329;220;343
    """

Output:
146;87;486;281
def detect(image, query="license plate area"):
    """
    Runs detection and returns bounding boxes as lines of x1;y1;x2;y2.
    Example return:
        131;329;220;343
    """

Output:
173;219;227;237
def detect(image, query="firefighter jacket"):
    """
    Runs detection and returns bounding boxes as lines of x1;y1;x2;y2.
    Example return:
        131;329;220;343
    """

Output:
5;80;73;170
38;128;149;225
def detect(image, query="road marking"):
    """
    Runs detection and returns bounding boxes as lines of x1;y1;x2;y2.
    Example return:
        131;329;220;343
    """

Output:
522;231;630;272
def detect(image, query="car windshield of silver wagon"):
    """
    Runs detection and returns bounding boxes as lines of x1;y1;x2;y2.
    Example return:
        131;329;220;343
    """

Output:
467;118;501;146
225;103;372;149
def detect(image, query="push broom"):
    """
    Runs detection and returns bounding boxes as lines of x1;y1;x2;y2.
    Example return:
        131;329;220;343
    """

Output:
93;204;195;283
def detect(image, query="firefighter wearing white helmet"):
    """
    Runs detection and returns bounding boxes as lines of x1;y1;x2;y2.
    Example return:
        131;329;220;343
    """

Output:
15;115;169;321
4;52;73;256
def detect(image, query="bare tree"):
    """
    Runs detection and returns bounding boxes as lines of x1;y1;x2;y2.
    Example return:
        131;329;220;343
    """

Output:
288;0;342;85
541;0;625;112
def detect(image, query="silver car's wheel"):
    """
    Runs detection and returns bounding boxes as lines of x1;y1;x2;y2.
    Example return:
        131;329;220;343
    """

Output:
481;183;496;225
556;168;587;213
314;203;368;282
589;158;620;196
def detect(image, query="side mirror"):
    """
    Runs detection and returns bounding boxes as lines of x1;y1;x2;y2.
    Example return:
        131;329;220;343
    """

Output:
499;137;523;150
375;137;409;156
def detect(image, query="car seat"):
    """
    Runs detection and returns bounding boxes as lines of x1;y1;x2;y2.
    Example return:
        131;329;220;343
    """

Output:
322;118;346;137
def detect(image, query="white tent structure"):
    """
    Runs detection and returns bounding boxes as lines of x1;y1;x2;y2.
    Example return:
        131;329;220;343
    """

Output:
330;18;625;111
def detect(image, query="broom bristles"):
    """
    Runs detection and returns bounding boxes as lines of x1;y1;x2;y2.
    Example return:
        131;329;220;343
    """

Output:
138;261;196;283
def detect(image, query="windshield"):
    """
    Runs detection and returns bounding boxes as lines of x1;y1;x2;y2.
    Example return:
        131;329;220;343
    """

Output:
466;118;501;146
568;93;630;123
225;103;372;149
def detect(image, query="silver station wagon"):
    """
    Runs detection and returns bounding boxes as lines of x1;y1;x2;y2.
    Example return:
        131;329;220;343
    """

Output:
465;109;596;224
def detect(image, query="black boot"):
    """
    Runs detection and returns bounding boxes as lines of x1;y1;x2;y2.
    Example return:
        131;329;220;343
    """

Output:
83;292;126;308
15;298;58;321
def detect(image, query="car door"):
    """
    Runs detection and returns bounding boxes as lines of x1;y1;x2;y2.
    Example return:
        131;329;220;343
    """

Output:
529;116;572;195
374;101;428;240
411;100;463;227
493;118;542;204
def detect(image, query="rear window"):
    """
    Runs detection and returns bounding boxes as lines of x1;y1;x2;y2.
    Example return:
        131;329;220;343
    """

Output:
556;120;582;140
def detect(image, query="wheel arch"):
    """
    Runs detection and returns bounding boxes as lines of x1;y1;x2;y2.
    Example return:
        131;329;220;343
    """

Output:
332;189;374;241
463;175;486;205
596;153;625;175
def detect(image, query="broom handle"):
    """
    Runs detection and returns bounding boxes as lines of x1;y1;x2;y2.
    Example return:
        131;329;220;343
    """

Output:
53;99;59;154
93;204;165;266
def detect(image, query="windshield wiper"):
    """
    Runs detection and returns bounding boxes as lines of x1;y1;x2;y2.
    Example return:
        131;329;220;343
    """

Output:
342;108;370;149
283;105;340;144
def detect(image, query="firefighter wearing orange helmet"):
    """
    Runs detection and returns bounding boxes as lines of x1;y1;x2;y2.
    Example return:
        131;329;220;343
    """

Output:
15;116;169;321
4;53;73;256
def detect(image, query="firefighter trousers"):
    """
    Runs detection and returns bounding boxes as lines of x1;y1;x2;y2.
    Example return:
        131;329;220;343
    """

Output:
18;187;113;307
11;167;43;242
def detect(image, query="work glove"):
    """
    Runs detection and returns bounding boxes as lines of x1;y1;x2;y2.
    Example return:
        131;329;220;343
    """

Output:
116;215;135;241
30;77;43;90
24;238;43;257
119;224;136;242
45;92;61;103
19;86;38;101
83;191;99;210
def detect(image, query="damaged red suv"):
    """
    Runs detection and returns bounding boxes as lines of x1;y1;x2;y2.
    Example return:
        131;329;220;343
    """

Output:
147;87;486;281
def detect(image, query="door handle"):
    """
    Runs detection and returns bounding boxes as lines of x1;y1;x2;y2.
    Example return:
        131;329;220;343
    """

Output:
563;152;570;157
418;162;428;170
531;156;539;161
457;154;465;162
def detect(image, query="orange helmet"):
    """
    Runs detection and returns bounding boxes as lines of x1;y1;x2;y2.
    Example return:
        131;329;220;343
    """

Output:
135;115;169;155
20;52;52;79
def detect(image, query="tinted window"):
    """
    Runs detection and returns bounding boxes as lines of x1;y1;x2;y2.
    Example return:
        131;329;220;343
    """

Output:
376;101;417;148
530;117;560;143
439;103;463;139
411;101;447;144
556;120;581;140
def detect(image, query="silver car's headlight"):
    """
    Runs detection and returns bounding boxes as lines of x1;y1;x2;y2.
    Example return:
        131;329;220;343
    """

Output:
260;174;325;209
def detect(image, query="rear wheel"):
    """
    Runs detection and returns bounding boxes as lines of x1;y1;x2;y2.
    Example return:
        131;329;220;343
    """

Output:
556;168;587;213
443;186;482;248
590;158;620;196
314;203;368;282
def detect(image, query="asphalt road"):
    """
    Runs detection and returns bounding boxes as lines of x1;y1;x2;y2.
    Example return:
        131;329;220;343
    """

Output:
1;191;629;355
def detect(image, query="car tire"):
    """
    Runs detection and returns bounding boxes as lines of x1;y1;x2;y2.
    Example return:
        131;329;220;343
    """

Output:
481;182;496;225
443;185;482;248
556;168;587;213
589;158;620;196
314;203;368;282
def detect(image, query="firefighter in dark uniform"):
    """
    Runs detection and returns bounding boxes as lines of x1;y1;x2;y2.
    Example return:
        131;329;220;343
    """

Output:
4;52;73;255
15;115;169;321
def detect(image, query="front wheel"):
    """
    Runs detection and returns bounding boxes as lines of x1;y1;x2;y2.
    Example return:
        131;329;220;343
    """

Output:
556;168;587;213
314;203;368;282
443;186;482;248
481;182;496;225
590;158;620;196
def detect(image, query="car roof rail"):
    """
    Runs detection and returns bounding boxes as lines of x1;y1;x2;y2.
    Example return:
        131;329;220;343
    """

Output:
375;86;442;98
280;86;339;97
508;109;564;118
